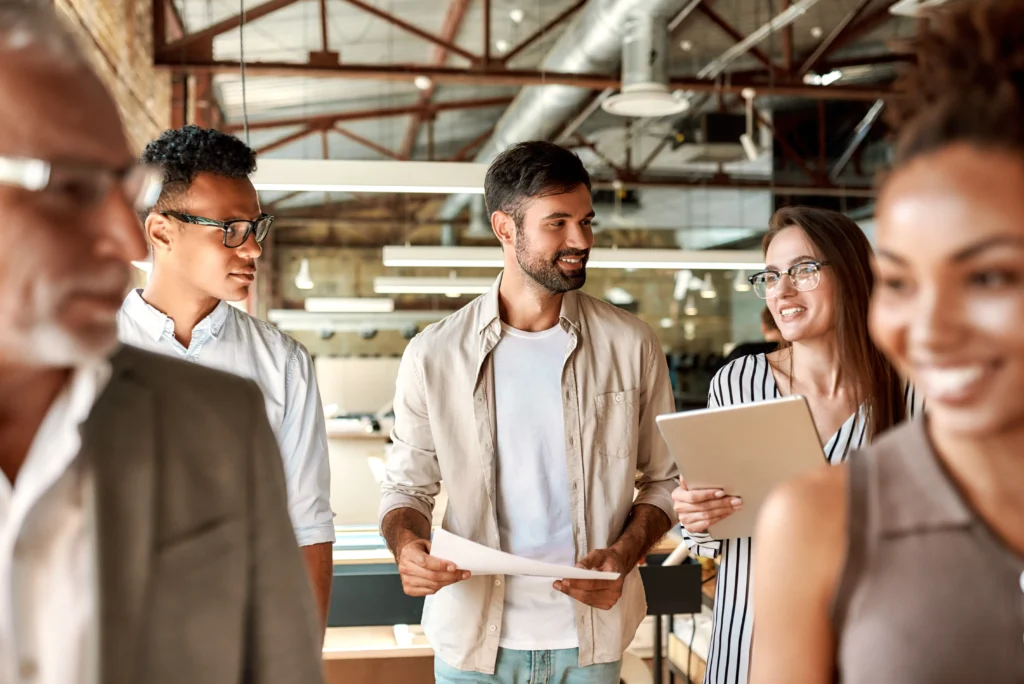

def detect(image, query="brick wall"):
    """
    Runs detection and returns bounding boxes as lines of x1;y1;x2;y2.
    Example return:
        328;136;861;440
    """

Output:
55;0;170;153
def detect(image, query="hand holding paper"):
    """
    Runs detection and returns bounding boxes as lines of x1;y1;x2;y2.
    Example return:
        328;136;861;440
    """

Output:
396;538;470;597
553;548;627;611
430;529;619;581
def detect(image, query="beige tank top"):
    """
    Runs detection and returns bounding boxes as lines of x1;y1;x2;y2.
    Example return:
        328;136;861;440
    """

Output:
831;420;1024;683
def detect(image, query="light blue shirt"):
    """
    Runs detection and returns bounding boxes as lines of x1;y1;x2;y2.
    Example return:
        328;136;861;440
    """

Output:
117;290;335;547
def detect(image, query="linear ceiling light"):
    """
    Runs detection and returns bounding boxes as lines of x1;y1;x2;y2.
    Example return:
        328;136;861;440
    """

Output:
268;309;450;332
381;246;765;271
373;276;493;296
304;297;396;313
251;159;487;194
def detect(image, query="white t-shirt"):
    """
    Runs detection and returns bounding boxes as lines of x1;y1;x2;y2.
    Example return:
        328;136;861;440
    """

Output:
492;322;578;651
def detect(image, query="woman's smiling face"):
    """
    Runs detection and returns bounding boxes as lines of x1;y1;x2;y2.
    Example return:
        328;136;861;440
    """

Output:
871;144;1024;437
762;226;837;343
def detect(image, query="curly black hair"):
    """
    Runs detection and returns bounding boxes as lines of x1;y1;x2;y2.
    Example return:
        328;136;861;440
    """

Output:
141;124;257;210
888;0;1024;166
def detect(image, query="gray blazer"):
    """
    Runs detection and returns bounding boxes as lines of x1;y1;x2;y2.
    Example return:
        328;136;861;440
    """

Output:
81;345;324;684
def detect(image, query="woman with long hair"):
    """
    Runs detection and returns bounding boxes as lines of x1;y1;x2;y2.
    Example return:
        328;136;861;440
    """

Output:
750;2;1024;682
671;205;918;684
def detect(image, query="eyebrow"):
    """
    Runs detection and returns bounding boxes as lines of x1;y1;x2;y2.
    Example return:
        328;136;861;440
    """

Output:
542;211;596;221
876;236;1024;264
952;235;1024;262
765;254;817;270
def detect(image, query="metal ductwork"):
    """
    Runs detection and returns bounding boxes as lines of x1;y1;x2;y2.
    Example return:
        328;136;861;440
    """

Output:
601;9;690;118
438;0;691;223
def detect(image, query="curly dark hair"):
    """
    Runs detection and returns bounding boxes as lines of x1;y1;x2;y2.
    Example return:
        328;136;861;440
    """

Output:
140;124;257;210
887;0;1024;166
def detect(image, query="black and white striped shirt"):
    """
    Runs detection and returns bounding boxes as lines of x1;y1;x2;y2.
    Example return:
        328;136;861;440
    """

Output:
682;353;920;684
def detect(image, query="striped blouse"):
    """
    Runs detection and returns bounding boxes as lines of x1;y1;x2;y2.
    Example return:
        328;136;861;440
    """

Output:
682;353;920;684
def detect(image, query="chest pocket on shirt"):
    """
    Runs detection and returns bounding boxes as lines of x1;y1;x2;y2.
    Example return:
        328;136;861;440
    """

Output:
594;388;639;459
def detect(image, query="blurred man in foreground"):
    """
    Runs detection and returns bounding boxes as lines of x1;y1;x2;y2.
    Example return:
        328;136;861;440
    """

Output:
0;3;324;683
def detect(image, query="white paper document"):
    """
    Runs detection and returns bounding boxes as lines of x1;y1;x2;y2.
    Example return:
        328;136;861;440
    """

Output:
430;529;619;581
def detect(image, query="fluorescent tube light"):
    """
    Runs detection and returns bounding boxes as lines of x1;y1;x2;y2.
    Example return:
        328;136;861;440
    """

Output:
304;297;395;313
373;276;493;296
382;246;765;271
251;159;487;194
268;309;451;332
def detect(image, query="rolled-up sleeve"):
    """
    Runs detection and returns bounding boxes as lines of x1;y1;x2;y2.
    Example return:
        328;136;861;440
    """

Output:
633;334;679;523
279;344;336;547
378;336;441;530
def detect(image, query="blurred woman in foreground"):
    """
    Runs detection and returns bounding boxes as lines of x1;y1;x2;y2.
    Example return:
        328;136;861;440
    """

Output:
750;2;1024;682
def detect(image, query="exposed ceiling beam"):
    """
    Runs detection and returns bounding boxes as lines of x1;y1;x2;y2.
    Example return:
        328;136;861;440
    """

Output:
806;0;902;67
725;52;910;82
318;0;330;52
501;0;589;65
256;126;319;155
782;0;793;73
340;0;478;62
157;0;302;61
572;134;626;176
482;0;491;64
333;124;407;160
797;0;875;78
697;3;780;76
449;126;495;162
400;0;473;160
591;176;876;198
165;61;898;101
224;95;514;133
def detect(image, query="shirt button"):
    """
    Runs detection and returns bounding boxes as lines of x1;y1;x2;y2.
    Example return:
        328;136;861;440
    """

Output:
19;659;37;679
488;625;497;633
568;437;574;446
615;393;623;403
494;579;502;587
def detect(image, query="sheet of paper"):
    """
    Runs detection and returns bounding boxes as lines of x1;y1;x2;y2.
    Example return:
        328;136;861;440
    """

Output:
429;529;619;581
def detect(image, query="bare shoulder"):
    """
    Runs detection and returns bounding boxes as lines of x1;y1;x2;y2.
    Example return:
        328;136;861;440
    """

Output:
756;464;848;556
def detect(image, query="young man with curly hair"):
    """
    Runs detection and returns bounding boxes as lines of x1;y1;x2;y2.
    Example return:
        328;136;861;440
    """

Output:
117;125;335;632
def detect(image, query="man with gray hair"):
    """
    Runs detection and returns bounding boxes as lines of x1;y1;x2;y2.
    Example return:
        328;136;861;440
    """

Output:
0;3;324;683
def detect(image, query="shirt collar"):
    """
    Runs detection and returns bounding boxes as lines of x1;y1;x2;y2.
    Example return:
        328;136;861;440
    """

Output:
476;272;583;336
121;289;232;343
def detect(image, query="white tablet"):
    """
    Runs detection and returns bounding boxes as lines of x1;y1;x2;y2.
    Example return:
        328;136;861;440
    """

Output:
656;396;827;539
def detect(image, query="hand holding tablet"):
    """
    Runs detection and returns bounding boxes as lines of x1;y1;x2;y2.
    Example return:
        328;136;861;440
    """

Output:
657;396;826;539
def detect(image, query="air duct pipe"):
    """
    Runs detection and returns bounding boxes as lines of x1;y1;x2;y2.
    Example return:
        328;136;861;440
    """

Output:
438;0;691;223
602;8;689;118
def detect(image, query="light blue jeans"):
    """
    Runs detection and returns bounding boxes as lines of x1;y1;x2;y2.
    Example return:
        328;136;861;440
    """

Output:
435;648;623;684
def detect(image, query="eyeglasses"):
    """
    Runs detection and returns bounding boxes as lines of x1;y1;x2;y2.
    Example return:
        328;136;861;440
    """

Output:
160;210;274;249
748;260;830;299
0;156;163;211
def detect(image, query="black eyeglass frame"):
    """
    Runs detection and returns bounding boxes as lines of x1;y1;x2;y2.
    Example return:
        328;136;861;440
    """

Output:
160;210;274;248
747;260;831;299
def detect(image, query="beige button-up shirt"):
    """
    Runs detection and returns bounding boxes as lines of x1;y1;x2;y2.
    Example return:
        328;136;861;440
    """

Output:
379;274;679;674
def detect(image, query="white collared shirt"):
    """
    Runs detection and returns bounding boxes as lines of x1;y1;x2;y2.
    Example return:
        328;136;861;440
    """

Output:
0;362;110;684
117;290;335;547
